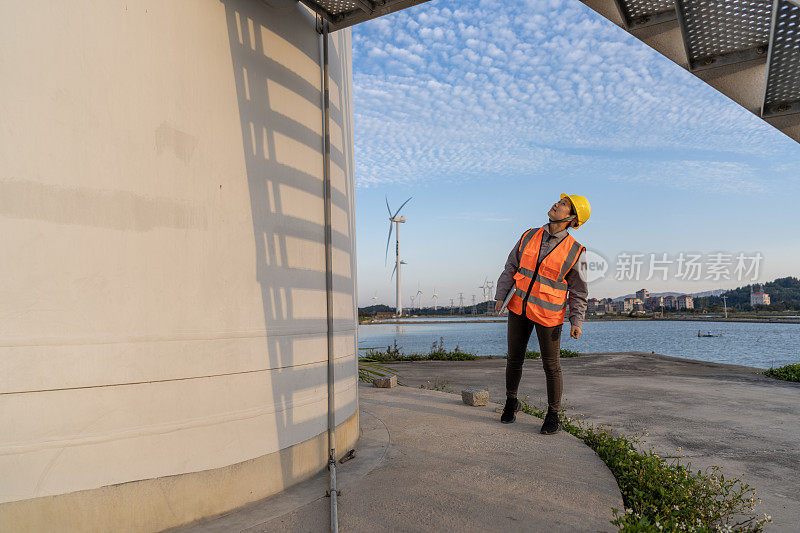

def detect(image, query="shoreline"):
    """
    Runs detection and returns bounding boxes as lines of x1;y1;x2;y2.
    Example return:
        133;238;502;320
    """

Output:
362;316;800;325
361;349;781;372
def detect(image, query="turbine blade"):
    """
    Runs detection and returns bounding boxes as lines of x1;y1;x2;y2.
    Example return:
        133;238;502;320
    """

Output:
393;196;413;218
391;261;397;279
385;196;392;217
384;223;394;265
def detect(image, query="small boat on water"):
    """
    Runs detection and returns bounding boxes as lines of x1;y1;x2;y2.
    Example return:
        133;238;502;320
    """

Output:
698;329;722;338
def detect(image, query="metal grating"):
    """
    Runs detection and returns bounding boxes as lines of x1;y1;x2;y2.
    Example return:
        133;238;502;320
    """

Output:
299;0;432;31
678;0;772;66
623;0;675;18
313;0;362;16
763;0;800;115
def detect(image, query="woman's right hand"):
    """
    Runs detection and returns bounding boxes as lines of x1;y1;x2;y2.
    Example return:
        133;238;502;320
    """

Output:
494;300;503;313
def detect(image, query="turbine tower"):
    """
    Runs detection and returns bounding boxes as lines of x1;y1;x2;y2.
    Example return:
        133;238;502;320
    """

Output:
385;196;412;316
415;284;423;312
432;287;439;311
458;292;464;314
479;278;490;302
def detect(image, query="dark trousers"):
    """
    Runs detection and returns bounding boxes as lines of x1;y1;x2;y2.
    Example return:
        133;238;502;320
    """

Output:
505;310;563;413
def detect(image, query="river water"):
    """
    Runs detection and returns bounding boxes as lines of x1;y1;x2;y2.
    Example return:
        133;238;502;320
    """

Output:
358;319;800;369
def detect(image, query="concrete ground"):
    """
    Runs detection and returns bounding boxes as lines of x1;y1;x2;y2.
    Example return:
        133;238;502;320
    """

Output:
180;384;623;532
387;353;800;532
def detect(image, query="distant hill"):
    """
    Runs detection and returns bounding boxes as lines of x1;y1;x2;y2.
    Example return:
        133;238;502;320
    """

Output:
359;304;394;315
695;277;800;311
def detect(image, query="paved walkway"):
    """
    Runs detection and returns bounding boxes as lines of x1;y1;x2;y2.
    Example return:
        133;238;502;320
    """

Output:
388;353;800;532
180;384;623;532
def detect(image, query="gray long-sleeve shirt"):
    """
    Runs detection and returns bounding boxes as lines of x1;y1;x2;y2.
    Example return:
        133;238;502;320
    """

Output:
494;224;588;328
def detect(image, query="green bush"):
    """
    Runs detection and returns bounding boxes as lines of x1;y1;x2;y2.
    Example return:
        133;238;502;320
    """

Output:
764;363;800;382
519;400;770;532
364;338;477;362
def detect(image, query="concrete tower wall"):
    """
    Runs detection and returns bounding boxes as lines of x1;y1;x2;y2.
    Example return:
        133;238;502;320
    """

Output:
0;0;358;529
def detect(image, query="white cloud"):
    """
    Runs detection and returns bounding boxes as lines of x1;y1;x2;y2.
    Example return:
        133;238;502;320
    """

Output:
351;0;799;191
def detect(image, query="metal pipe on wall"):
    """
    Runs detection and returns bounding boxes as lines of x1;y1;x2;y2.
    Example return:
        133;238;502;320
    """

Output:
319;18;339;533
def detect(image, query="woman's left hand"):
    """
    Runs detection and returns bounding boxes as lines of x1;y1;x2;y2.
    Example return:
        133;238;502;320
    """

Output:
570;325;581;339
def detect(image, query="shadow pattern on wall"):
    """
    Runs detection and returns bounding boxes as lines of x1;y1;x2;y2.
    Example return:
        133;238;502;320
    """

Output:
221;0;358;489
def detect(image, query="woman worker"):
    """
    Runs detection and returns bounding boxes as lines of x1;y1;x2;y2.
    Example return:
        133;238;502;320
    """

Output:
494;194;591;434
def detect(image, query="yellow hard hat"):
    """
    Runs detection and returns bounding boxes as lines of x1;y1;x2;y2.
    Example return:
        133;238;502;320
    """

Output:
561;193;591;228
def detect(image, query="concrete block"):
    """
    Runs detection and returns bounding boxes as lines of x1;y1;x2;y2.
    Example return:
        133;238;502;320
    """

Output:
373;375;397;388
461;389;489;406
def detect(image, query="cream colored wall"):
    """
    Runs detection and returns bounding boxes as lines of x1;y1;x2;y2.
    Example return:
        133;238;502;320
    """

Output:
0;0;357;511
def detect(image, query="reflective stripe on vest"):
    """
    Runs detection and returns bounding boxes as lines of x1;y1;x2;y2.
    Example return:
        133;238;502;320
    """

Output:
518;228;538;253
517;266;568;291
512;288;568;311
506;227;584;327
557;241;583;282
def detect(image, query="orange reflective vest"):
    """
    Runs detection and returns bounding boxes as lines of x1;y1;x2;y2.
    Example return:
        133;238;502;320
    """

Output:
506;227;585;327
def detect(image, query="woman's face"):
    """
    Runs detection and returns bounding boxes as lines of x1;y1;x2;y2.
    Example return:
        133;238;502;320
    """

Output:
548;197;573;222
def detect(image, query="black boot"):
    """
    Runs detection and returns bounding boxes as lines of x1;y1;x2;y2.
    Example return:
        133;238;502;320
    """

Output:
501;397;521;424
540;409;560;434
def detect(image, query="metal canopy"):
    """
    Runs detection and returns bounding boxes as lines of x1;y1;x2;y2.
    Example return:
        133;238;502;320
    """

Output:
675;0;772;70
613;0;677;29
584;0;800;142
763;0;800;117
298;0;432;31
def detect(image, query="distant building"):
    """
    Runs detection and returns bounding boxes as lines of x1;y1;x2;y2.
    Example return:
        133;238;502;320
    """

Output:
750;288;770;306
677;295;694;310
621;297;640;312
588;298;606;315
635;289;649;302
663;295;678;309
645;296;662;310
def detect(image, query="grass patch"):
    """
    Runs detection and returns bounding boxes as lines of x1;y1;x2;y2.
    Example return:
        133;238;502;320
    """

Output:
364;338;477;362
418;377;451;392
519;400;770;532
358;358;400;384
524;348;582;359
764;363;800;382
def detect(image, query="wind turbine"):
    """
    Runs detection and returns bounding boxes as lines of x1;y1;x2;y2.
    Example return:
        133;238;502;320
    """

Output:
479;278;490;302
410;294;415;309
432;287;439;311
458;293;464;314
371;292;379;317
415;284;423;311
385;196;412;316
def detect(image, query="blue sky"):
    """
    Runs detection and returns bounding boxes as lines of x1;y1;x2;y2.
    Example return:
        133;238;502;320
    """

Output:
350;0;800;307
